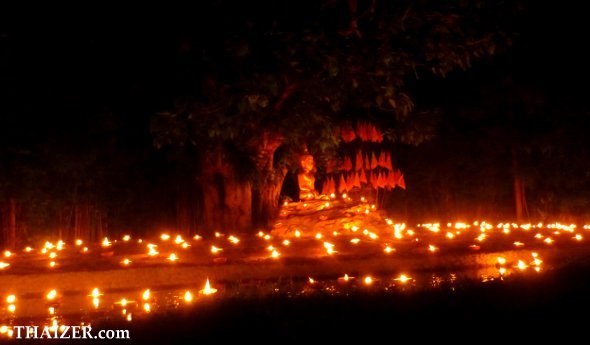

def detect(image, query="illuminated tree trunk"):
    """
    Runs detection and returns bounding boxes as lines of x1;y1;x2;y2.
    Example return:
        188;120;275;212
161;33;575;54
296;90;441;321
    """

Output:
250;131;286;229
252;170;287;229
195;131;287;232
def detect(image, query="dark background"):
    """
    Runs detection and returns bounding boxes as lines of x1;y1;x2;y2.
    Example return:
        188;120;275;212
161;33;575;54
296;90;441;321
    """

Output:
2;1;590;242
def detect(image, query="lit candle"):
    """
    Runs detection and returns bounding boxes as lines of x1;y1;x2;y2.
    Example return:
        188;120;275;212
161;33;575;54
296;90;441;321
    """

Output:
199;278;217;295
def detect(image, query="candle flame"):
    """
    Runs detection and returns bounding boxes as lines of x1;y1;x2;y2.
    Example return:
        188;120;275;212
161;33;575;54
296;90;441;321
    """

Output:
46;289;57;300
184;291;193;302
200;278;217;295
102;237;111;247
395;274;412;283
90;288;102;298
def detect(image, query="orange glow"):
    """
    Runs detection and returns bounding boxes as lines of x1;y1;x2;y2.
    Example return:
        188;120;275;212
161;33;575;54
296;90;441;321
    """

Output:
200;278;217;295
338;274;353;282
544;237;554;244
183;291;193;302
90;288;102;298
46;289;57;300
228;235;240;244
323;242;336;255
147;244;159;256
395;274;412;283
116;298;130;307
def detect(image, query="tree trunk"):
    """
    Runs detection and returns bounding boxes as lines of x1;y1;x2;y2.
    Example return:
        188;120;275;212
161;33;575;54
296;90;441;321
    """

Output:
177;191;192;235
196;149;252;234
513;176;527;222
195;130;287;233
249;130;286;229
512;149;528;222
252;171;286;229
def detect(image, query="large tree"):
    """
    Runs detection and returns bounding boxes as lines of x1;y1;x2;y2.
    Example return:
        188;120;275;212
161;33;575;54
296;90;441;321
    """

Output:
151;0;513;232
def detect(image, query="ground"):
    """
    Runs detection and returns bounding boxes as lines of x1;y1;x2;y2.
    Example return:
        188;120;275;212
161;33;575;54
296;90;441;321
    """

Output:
1;198;590;342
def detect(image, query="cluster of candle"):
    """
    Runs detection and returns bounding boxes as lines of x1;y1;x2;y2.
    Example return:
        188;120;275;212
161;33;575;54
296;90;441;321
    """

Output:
1;195;589;338
0;278;218;338
0;203;585;277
